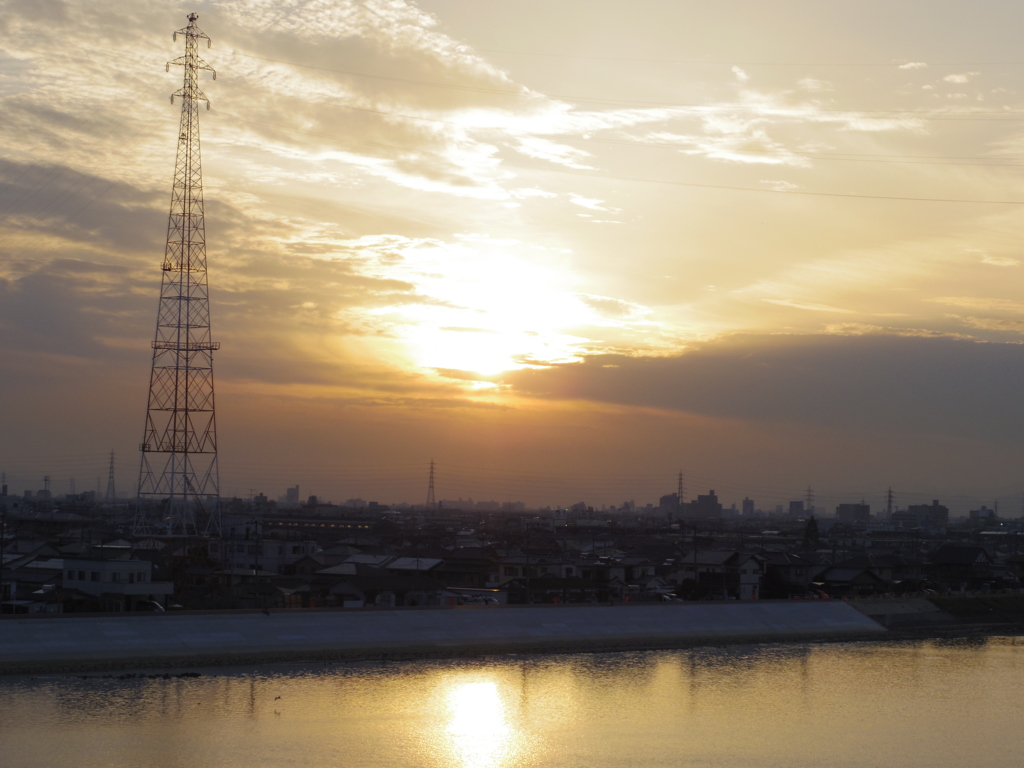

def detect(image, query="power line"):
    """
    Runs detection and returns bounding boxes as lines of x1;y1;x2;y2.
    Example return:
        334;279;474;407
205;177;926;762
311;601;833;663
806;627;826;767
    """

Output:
572;169;1024;205
229;51;531;98
475;48;1024;68
578;136;1024;167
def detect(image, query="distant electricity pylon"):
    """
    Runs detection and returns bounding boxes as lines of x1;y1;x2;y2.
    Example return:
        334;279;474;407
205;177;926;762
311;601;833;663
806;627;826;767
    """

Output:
134;13;220;538
105;450;116;503
426;459;436;508
805;485;815;515
676;470;684;520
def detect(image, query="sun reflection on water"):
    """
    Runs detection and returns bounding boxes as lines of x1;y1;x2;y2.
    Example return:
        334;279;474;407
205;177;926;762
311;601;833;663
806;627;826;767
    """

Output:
444;681;517;768
3;643;1024;768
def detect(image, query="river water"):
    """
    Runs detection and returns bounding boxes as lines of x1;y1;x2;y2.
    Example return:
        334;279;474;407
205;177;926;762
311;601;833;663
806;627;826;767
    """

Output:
1;638;1022;768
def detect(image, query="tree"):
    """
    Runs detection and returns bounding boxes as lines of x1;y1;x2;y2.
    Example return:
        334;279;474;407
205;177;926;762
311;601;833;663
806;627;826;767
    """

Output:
802;515;820;550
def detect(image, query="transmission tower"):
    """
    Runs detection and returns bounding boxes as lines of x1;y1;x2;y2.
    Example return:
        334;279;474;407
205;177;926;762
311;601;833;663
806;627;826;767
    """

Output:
676;470;685;520
134;13;220;538
426;459;436;508
805;485;815;515
105;451;116;503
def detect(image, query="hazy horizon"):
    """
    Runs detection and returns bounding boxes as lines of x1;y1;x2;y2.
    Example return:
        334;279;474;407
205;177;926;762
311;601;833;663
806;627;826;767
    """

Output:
4;1;1024;513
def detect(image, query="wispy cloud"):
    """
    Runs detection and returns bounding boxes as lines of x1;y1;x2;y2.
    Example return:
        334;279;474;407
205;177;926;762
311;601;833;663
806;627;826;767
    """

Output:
823;322;968;339
930;297;1024;313
760;179;799;191
512;136;593;169
958;316;1024;333
981;254;1020;267
943;72;980;84
764;299;854;314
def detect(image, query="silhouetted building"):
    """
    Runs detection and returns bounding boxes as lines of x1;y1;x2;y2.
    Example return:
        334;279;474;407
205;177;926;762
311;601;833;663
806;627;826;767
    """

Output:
911;500;949;533
969;506;996;523
659;492;679;510
836;503;871;525
689;491;722;521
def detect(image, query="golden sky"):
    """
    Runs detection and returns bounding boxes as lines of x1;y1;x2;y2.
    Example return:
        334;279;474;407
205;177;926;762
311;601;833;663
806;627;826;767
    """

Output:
3;0;1024;512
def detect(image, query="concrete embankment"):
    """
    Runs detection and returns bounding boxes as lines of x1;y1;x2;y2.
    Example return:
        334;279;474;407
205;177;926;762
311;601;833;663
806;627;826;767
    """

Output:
850;595;1024;637
0;601;884;674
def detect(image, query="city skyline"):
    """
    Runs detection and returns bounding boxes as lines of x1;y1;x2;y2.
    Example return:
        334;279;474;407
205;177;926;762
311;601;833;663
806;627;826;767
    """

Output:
5;1;1024;507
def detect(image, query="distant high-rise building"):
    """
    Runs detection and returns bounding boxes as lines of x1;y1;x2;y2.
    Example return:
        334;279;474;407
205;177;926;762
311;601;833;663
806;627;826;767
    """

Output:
836;503;871;525
659;492;679;510
900;500;949;532
968;505;996;527
921;500;949;532
742;497;755;516
690;490;723;520
285;485;300;505
787;500;805;518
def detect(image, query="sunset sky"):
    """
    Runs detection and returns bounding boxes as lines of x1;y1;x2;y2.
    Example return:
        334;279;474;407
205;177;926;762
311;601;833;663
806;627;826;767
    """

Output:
4;0;1024;513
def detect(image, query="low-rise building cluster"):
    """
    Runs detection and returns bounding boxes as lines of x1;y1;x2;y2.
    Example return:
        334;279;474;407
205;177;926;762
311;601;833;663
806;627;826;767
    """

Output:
2;486;1023;613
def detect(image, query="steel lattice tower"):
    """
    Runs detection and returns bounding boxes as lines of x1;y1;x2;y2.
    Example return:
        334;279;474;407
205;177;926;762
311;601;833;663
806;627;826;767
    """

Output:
134;13;220;538
426;459;436;508
105;450;116;503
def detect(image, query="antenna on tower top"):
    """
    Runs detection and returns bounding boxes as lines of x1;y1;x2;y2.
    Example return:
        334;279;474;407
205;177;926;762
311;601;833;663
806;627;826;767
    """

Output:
135;14;221;539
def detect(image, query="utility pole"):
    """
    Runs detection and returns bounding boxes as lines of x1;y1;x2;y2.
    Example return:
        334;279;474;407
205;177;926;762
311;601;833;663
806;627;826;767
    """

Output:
135;13;220;538
886;487;893;521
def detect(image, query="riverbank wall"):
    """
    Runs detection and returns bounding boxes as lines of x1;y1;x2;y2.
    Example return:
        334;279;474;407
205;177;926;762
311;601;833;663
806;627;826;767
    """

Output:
850;595;1024;637
0;601;884;674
